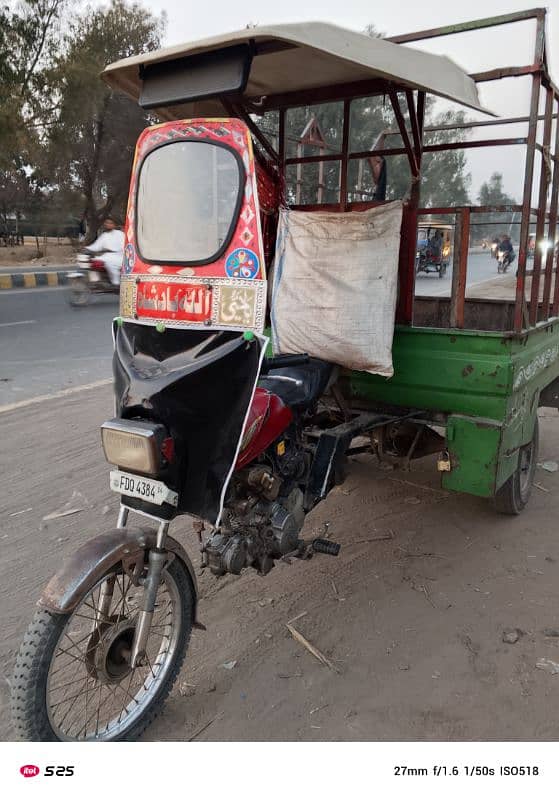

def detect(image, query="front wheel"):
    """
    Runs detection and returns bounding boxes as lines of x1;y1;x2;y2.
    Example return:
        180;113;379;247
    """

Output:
11;558;194;741
67;278;91;306
495;419;539;515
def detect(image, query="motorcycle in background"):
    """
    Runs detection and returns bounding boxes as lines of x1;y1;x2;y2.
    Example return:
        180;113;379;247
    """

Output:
497;248;515;273
67;252;120;306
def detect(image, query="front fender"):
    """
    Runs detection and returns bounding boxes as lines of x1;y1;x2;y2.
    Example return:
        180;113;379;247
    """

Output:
38;528;200;625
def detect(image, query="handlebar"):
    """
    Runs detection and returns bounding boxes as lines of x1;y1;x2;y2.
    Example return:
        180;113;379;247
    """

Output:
261;354;310;373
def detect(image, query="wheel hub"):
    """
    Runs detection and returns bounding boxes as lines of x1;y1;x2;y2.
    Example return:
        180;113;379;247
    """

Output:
90;619;136;685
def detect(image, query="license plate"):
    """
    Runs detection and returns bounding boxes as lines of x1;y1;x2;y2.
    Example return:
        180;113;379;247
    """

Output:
109;470;178;507
88;271;101;282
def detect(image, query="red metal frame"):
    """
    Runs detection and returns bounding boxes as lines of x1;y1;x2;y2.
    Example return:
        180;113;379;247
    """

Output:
228;8;558;333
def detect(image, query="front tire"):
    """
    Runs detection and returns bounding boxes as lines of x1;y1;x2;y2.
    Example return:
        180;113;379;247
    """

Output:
11;558;194;741
67;279;90;306
495;419;539;515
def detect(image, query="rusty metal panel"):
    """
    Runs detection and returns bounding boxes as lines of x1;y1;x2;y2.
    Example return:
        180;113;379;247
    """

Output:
414;297;515;331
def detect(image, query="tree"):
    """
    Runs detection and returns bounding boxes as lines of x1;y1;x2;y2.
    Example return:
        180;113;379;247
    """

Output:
0;0;67;160
44;0;166;239
476;172;517;241
478;172;515;205
0;0;67;232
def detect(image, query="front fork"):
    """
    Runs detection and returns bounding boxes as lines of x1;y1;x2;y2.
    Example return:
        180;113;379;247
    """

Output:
100;505;171;669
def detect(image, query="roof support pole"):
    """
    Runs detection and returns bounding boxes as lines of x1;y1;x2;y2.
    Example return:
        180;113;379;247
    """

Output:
450;208;470;329
399;90;424;326
234;105;280;164
417;91;425;145
278;108;286;204
542;95;559;315
529;85;554;324
221;97;280;164
389;90;419;177
515;70;542;332
339;99;350;211
396;89;423;325
550;96;559;316
406;90;422;165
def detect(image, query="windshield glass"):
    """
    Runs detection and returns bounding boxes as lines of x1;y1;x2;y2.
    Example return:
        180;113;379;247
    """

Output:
137;141;243;264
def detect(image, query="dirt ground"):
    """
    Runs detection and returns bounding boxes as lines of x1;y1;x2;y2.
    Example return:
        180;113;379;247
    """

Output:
0;238;76;267
2;384;559;741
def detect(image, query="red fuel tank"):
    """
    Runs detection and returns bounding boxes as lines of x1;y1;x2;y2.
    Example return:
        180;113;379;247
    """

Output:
236;388;293;470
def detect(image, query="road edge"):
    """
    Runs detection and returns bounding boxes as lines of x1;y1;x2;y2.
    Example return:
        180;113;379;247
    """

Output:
0;271;71;290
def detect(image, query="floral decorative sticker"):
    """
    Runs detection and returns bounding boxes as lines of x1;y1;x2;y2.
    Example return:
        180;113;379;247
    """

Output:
225;248;259;279
124;243;135;274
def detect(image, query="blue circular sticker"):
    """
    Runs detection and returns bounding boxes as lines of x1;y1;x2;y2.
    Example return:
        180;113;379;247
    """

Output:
225;248;259;279
124;243;135;274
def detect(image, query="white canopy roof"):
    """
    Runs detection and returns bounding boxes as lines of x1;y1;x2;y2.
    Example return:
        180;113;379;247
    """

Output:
102;21;491;118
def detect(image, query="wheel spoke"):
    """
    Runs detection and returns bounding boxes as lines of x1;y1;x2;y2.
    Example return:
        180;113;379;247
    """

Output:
95;684;102;736
49;672;98;693
45;567;181;741
61;628;96;657
144;652;157;681
50;684;97;710
118;670;137;723
54;677;90;729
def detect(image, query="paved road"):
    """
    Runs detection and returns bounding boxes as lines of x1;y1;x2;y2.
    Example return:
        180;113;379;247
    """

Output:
0;287;117;406
1;384;559;742
415;251;505;297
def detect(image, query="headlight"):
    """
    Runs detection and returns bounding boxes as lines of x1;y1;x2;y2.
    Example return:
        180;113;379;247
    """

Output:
101;418;167;476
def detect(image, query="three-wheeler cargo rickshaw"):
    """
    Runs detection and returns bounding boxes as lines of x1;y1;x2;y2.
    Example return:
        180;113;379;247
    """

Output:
415;222;452;278
11;8;559;741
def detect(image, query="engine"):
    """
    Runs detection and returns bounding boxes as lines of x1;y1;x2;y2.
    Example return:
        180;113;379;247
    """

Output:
202;456;307;576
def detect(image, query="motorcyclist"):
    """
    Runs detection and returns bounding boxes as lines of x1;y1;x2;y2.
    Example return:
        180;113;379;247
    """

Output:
498;234;515;265
83;216;124;285
428;229;443;258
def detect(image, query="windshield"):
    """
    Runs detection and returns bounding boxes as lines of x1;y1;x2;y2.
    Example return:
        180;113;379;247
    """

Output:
136;140;243;264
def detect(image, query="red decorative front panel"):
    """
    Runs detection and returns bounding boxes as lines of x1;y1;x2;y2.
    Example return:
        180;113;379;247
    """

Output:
119;118;268;332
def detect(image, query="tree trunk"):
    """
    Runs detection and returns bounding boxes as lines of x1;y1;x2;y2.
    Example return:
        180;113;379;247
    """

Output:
83;206;101;245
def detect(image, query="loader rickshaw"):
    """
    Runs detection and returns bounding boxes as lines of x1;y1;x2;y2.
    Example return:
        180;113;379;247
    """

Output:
415;222;452;278
11;8;559;740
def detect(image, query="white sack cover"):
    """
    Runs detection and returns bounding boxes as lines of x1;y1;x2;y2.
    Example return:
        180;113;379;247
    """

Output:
271;201;403;377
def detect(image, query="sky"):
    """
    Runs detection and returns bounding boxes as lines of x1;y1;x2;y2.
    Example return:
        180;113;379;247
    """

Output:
119;0;559;202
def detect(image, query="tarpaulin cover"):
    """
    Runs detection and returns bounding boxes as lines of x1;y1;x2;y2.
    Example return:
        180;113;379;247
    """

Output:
113;322;265;524
271;201;403;377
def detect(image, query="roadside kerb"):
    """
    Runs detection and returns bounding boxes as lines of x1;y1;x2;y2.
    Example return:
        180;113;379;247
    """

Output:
0;270;71;290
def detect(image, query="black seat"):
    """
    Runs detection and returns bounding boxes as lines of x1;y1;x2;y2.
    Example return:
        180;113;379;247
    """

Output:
258;358;333;410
